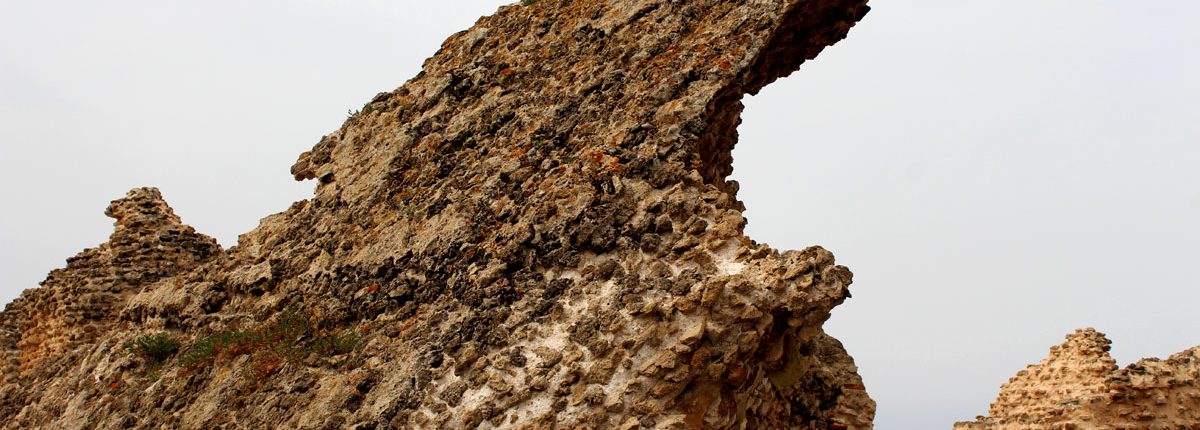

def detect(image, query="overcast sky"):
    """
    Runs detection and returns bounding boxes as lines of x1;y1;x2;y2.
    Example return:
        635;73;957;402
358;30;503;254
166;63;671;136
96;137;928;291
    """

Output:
2;1;1197;428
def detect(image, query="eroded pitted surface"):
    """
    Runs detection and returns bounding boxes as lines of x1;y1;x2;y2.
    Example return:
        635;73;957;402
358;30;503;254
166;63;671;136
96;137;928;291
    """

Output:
0;0;874;428
0;188;221;422
955;329;1200;430
0;188;221;378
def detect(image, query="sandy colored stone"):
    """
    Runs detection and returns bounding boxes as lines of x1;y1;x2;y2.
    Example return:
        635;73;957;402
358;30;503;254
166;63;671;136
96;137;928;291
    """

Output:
955;328;1200;430
0;0;875;429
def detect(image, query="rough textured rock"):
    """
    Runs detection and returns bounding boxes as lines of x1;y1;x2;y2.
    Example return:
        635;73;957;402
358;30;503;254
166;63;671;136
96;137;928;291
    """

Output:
955;328;1200;430
0;188;221;380
0;188;222;423
0;0;874;428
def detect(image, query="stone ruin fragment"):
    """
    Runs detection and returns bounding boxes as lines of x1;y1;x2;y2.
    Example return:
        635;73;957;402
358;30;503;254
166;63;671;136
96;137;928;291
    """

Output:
0;0;876;428
955;328;1200;430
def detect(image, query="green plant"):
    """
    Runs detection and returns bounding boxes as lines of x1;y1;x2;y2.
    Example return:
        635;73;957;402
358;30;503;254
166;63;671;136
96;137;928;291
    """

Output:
522;0;539;5
349;103;385;119
180;331;253;370
178;307;361;379
117;306;364;385
126;333;181;362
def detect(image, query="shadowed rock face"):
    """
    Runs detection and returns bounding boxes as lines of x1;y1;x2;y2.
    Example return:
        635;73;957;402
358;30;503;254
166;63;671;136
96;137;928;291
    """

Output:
0;0;873;429
955;329;1200;430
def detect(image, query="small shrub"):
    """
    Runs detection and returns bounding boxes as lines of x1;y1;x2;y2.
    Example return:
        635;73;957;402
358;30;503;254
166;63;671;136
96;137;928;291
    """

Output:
522;0;539;5
348;103;385;119
139;306;363;382
181;322;294;373
126;333;180;362
180;334;218;369
178;307;362;378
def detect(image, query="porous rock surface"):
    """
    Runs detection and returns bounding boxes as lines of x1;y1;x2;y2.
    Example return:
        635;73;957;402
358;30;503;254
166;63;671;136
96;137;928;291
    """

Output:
955;328;1200;430
0;188;222;383
0;0;874;428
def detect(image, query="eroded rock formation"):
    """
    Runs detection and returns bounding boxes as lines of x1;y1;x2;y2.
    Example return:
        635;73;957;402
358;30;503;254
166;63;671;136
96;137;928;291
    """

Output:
0;0;874;428
0;188;221;381
955;329;1200;430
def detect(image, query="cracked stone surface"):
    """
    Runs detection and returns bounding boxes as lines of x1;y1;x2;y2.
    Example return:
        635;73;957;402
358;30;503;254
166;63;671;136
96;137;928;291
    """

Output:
0;0;875;428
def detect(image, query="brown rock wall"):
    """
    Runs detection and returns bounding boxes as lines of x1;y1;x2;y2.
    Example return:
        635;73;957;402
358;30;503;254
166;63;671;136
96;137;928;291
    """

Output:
0;1;874;429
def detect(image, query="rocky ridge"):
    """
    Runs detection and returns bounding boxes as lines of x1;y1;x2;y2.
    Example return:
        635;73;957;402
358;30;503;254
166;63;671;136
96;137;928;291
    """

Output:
0;0;874;429
955;329;1200;430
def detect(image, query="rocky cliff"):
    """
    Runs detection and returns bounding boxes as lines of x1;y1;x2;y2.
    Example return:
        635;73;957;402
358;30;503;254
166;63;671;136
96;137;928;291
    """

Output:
0;0;874;429
955;329;1200;430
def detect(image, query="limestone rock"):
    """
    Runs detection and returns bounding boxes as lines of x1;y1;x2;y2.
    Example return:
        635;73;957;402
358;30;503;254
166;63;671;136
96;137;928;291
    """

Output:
0;188;221;378
954;328;1200;430
0;0;874;428
0;187;221;422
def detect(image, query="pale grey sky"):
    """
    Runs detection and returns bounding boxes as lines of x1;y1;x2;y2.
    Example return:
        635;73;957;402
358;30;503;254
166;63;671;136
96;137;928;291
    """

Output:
2;1;1197;428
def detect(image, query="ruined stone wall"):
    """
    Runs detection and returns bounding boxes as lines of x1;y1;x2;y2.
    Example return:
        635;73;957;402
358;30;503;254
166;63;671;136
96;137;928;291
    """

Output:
0;188;221;420
955;329;1200;430
0;1;874;429
1;188;221;377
